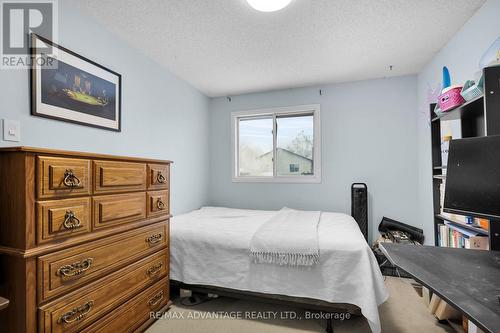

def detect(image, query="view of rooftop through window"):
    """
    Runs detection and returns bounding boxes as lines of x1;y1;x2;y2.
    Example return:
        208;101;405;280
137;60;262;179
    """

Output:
238;113;314;177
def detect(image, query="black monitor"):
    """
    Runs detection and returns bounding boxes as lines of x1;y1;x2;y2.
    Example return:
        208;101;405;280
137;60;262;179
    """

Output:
444;135;500;220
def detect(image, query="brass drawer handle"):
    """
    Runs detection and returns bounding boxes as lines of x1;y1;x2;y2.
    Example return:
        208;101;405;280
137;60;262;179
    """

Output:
63;211;82;230
146;233;163;245
147;262;163;276
63;169;81;188
58;300;94;324
57;258;94;277
156;198;166;210
148;291;164;308
156;172;166;184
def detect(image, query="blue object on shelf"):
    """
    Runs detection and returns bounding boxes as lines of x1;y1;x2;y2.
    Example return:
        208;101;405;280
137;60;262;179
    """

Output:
442;66;451;90
461;73;484;102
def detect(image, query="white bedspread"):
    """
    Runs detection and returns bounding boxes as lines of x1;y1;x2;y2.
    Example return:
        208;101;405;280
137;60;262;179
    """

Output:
250;207;320;266
170;207;388;333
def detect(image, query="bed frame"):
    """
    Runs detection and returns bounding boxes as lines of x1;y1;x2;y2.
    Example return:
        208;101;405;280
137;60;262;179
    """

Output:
170;280;361;333
170;211;368;333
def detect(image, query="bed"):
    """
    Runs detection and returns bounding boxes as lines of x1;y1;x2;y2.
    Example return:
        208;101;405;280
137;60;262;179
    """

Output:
170;207;388;333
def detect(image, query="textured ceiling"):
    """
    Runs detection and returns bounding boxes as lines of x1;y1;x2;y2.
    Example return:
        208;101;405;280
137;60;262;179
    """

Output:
72;0;485;97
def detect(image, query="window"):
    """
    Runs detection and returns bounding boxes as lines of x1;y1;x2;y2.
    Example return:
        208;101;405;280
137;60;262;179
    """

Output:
231;104;321;183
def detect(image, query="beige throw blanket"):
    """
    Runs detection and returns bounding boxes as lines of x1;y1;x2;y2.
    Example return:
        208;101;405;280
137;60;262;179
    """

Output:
250;208;321;266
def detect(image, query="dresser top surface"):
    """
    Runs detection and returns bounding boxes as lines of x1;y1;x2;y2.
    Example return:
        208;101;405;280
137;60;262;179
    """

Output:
0;146;172;164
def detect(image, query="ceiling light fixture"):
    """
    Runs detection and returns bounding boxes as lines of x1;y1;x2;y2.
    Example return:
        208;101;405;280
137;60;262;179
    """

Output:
246;0;292;12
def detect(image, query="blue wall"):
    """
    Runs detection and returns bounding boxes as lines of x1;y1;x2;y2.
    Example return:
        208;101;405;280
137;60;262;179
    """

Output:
209;76;419;242
0;1;210;215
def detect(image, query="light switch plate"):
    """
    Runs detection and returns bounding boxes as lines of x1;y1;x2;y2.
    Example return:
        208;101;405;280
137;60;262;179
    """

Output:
3;119;21;142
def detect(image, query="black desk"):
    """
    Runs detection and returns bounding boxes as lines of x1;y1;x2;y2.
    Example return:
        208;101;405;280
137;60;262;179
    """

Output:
380;243;500;333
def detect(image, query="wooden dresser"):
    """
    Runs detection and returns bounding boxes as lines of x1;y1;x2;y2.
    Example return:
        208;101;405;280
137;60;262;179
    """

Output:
0;147;171;333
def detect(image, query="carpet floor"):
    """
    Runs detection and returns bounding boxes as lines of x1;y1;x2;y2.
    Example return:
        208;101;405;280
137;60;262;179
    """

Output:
147;277;454;333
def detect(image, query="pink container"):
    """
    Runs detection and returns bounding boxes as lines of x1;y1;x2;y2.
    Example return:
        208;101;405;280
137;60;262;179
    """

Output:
438;87;465;112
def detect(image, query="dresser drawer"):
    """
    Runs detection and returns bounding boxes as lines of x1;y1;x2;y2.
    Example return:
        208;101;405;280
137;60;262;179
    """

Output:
36;198;91;244
92;192;146;230
93;160;146;194
147;163;169;190
37;157;91;199
38;250;168;333
147;190;169;217
80;277;169;333
38;222;168;302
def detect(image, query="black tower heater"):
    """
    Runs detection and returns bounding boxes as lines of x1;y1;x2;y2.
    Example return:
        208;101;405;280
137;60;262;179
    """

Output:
351;183;368;241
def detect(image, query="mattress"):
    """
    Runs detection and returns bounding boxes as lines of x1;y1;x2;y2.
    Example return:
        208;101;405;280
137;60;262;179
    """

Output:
170;207;388;333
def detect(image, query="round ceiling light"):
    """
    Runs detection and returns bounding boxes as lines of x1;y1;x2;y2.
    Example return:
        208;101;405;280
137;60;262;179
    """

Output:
246;0;292;12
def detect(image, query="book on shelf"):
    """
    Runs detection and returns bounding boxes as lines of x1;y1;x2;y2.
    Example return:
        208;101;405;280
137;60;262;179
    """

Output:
440;212;490;231
441;211;467;223
439;181;446;214
477;218;489;231
437;223;489;250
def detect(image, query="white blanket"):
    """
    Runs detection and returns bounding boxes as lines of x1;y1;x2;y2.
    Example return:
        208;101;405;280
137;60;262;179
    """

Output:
250;207;320;266
171;207;388;333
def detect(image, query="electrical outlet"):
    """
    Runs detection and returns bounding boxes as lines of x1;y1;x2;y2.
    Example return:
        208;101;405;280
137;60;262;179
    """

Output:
3;119;21;142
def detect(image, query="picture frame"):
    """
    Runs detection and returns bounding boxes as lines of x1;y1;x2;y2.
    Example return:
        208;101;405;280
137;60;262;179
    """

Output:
31;34;122;131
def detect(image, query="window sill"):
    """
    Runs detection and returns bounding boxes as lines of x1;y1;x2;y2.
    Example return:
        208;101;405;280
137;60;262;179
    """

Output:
232;176;321;184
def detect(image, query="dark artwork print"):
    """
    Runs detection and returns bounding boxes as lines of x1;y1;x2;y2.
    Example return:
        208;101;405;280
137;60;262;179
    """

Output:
40;56;117;120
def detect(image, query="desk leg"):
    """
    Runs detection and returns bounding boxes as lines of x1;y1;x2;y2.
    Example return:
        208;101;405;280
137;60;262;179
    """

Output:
326;318;334;333
490;219;500;251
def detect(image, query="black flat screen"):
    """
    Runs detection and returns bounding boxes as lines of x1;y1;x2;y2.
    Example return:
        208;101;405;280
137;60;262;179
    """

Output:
444;135;500;219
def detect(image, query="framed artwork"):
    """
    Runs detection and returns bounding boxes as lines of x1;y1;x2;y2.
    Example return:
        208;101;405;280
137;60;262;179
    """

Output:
31;34;121;131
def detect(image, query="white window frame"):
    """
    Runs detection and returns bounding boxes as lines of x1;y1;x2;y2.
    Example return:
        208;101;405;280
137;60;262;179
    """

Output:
231;104;321;183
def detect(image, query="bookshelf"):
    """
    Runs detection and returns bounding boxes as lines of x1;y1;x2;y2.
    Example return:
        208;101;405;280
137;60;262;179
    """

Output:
430;65;500;251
